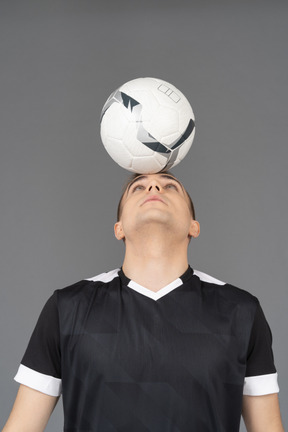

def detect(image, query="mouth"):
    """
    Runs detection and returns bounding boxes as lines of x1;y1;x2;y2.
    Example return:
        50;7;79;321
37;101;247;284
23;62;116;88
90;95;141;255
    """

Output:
142;196;165;205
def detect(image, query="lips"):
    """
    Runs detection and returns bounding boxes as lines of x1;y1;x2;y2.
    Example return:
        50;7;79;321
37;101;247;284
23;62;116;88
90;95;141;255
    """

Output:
142;195;165;205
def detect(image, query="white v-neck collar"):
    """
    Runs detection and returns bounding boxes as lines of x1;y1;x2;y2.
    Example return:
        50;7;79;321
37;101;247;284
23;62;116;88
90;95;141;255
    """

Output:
127;277;183;301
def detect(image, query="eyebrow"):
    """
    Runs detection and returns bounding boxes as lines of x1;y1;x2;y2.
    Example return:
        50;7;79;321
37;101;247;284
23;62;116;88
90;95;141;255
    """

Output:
126;174;185;195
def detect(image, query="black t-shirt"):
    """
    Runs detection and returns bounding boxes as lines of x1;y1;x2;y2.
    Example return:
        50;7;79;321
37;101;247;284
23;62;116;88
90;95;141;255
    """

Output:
15;267;279;432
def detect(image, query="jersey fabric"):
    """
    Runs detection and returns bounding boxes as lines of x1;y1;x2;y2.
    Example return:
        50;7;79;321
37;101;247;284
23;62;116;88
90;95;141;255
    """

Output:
15;267;279;432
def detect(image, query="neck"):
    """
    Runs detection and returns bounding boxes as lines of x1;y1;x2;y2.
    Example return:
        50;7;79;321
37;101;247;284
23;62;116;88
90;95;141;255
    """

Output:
122;230;189;292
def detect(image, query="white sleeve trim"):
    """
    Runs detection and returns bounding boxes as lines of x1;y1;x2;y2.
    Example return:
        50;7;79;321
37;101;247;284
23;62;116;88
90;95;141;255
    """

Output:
14;364;62;397
243;372;279;396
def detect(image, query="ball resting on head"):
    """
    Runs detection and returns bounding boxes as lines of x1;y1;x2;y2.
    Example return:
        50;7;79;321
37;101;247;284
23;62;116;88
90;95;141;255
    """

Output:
100;77;195;174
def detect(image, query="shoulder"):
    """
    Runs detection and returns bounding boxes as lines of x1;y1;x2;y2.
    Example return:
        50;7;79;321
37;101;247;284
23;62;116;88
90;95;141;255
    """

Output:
193;268;259;308
55;268;121;301
85;268;120;284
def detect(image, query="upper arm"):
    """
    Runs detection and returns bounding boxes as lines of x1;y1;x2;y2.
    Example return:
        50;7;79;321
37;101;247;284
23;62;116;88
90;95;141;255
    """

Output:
242;393;284;432
2;384;59;432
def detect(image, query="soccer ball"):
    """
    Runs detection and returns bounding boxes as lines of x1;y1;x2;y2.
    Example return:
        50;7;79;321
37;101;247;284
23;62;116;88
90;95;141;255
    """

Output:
100;77;195;174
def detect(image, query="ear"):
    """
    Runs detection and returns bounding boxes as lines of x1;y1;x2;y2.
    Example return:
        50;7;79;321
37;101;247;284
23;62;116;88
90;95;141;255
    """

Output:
189;220;200;238
114;221;125;241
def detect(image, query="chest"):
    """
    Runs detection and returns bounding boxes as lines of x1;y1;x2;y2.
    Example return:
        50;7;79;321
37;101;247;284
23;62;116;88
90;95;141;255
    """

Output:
59;288;247;386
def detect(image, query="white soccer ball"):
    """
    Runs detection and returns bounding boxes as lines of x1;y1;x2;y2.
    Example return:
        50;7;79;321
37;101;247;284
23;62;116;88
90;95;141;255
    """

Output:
100;77;195;174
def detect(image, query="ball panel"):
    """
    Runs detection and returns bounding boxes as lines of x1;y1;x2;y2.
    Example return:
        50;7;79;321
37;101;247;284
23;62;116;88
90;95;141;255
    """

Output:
102;137;134;170
123;137;155;157
101;104;135;141
131;152;169;174
149;106;179;145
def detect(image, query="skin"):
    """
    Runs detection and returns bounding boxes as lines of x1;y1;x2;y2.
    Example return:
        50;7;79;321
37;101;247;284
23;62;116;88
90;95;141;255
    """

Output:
114;173;200;292
3;174;284;431
242;394;284;432
2;385;59;432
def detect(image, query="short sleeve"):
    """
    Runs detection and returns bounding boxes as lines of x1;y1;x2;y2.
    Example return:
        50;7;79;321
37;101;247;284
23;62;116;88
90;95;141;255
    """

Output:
14;292;62;396
243;301;279;396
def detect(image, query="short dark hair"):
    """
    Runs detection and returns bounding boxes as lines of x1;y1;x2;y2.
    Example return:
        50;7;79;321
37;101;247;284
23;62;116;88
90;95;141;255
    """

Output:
117;172;196;221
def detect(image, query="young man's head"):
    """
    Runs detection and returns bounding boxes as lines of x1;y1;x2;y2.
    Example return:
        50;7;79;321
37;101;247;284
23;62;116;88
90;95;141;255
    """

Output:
115;172;200;243
117;172;196;221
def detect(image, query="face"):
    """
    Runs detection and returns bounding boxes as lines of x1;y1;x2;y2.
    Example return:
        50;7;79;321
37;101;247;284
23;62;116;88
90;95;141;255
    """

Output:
114;173;200;242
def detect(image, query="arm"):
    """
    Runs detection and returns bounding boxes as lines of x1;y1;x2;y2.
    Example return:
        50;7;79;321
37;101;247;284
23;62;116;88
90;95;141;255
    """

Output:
2;384;59;432
242;394;284;432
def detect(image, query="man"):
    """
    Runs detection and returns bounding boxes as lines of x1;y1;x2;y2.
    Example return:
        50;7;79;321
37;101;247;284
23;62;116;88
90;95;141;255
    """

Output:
3;173;284;431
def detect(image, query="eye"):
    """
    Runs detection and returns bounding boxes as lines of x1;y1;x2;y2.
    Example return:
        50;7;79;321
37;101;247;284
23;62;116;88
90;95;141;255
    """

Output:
131;184;145;192
164;183;178;191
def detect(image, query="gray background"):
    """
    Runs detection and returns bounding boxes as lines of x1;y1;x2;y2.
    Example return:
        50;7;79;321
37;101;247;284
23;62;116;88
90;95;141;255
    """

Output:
0;0;287;430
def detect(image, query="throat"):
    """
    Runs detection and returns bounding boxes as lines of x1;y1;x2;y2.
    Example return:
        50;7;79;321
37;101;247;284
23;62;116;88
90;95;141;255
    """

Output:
122;251;189;293
121;226;190;292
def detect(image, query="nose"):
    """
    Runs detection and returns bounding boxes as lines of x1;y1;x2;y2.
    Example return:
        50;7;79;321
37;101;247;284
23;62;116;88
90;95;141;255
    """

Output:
147;179;161;192
148;185;160;191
